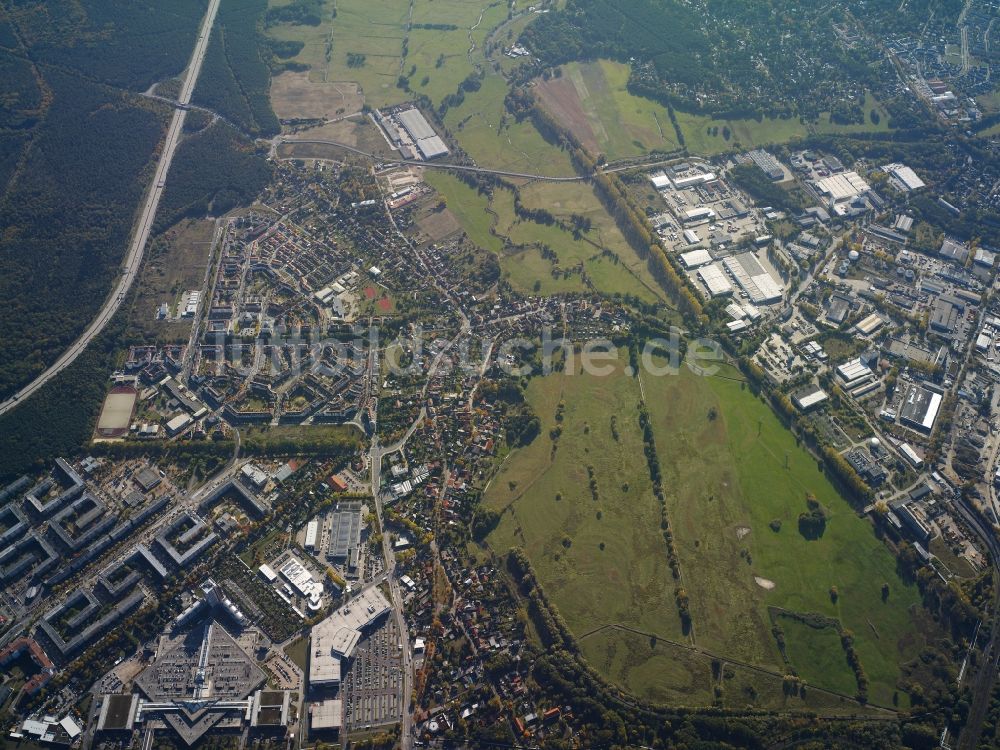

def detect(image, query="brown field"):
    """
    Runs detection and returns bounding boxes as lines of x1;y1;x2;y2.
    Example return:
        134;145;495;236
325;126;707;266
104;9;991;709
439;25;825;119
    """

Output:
128;219;215;343
279;115;392;157
415;205;462;242
534;74;600;154
270;71;364;122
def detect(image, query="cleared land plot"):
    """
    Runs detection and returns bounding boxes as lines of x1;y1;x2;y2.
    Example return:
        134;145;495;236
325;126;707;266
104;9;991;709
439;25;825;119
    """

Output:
536;60;682;160
128;219;215;343
642;361;929;707
484;359;687;669
270;71;364;121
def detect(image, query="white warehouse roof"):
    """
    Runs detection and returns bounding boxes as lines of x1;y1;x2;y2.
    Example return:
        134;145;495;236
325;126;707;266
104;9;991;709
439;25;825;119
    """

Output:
680;249;712;268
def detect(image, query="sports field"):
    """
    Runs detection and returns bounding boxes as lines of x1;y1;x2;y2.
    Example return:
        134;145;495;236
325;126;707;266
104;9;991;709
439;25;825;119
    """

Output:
485;355;932;708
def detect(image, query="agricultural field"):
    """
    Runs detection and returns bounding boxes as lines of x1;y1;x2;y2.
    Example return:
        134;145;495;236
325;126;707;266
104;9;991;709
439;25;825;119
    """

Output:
642;361;930;708
535;59;683;160
484;355;934;708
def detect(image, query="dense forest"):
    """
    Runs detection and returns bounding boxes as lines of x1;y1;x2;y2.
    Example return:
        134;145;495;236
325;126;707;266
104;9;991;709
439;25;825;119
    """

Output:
0;71;167;400
521;0;904;120
192;0;280;137
156;122;273;232
0;1;210;401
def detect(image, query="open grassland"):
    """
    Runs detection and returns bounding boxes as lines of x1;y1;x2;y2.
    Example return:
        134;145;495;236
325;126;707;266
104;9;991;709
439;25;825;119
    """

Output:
534;59;812;158
812;91;892;135
443;74;576;176
483;355;930;707
485;360;687;652
580;629;714;707
642;361;926;707
422;171;502;253
777;615;859;697
579;627;880;713
405;0;507;106
424;171;663;301
535;59;682;160
675;110;807;156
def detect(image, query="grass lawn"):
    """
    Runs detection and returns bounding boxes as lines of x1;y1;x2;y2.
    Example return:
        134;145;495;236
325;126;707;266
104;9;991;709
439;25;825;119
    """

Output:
484;354;934;708
485;358;687;654
641;360;928;707
777;614;858;697
422;170;502;254
284;635;309;672
443;73;576;176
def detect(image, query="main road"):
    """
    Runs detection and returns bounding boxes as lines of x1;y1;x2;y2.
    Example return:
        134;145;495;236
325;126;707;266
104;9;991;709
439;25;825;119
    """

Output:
0;0;222;417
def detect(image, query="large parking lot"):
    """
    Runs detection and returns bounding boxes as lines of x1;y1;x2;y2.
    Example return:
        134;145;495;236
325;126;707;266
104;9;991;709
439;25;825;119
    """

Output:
342;616;403;732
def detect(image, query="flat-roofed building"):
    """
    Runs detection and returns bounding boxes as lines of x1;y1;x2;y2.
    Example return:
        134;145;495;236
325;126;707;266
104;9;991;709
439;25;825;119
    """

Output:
680;248;712;268
816;171;870;204
836;357;874;386
899;384;943;433
309;587;391;689
792;386;829;411
697;264;733;297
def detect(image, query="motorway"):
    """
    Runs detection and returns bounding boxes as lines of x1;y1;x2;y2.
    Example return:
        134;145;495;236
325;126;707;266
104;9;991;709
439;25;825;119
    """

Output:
0;0;222;418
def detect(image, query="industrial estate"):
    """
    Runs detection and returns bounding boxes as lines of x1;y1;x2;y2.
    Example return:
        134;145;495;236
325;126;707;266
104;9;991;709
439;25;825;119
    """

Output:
4;1;1000;750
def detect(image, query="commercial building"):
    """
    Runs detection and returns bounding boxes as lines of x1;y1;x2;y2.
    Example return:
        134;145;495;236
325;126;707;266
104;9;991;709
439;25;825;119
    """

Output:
683;206;715;224
327;503;362;561
680;248;712;268
815;171;870;204
304;520;319;551
836;358;874;386
792;386;829;412
395;108;450;160
939;237;971;265
747;149;784;180
697;265;733;297
309;587;391;689
310;699;343;734
899;384;943;434
721;254;782;304
883;163;926;191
